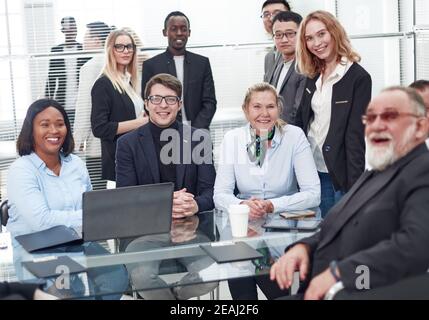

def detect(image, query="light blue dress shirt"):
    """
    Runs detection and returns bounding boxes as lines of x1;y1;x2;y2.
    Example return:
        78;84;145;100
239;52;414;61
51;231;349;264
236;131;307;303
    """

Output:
214;124;320;213
6;152;92;239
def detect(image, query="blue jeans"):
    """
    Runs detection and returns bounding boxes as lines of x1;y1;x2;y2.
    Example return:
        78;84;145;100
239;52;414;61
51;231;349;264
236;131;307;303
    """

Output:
318;172;345;218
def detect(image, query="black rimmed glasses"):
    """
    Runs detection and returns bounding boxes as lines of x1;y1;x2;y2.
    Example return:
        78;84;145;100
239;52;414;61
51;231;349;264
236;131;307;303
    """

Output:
361;110;421;125
113;43;136;53
147;95;180;105
273;31;297;40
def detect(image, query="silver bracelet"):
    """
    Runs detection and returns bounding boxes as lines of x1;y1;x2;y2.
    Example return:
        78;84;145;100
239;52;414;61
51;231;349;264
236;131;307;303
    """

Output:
324;281;345;300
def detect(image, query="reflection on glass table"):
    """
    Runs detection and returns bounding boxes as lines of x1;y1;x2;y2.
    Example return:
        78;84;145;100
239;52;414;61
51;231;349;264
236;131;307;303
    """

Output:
1;210;318;299
124;214;218;300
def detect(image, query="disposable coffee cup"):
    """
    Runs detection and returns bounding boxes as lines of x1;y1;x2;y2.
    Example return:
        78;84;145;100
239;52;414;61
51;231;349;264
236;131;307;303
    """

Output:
228;204;249;238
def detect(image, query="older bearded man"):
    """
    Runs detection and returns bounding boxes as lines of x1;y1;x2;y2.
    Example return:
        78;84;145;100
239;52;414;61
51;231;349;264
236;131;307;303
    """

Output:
270;86;429;300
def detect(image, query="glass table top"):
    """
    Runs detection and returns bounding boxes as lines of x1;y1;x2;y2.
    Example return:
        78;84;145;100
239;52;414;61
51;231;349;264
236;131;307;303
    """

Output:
0;209;318;299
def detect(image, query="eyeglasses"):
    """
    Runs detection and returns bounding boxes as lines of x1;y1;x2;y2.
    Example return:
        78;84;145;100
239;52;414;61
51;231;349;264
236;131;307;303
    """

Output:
147;95;180;105
361;111;422;125
113;44;135;52
273;31;297;40
260;10;281;20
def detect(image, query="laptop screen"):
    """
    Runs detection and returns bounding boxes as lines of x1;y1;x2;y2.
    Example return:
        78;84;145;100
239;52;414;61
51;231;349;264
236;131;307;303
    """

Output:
82;182;174;242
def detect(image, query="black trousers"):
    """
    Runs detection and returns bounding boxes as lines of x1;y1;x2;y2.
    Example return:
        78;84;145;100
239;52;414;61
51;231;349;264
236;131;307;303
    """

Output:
228;274;289;300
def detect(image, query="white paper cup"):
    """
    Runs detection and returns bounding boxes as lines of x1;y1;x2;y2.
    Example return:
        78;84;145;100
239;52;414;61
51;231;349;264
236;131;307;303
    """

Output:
228;204;249;238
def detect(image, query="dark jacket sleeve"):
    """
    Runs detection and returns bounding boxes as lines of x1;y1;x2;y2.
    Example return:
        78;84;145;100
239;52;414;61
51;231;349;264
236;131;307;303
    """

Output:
91;78;119;142
193;133;216;212
345;71;372;189
285;231;321;255
192;58;217;129
194;162;216;212
294;77;310;131
0;282;40;300
45;46;60;99
338;185;429;290
263;49;275;82
141;59;155;99
293;74;307;117
116;134;139;187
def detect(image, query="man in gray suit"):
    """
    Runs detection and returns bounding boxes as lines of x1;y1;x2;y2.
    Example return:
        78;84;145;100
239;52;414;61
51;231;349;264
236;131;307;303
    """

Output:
261;0;290;83
267;11;306;124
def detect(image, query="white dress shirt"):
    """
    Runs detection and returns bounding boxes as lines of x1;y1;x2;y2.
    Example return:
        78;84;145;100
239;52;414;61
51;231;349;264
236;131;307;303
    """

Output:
276;59;293;93
214;123;320;213
122;72;143;118
174;55;188;124
307;57;352;173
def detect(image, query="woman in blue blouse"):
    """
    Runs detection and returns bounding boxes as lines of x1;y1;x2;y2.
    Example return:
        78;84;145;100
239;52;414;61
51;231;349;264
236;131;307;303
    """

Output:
8;100;90;236
213;83;320;300
7;99;128;299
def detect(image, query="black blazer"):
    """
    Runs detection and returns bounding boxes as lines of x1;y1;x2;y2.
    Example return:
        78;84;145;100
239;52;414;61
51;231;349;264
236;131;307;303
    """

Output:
116;121;215;212
91;75;137;181
45;42;88;106
296;63;372;192
295;144;429;290
141;49;217;129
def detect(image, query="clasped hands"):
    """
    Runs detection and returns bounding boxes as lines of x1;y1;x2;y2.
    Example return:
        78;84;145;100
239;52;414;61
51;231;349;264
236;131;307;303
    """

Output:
240;197;274;220
172;188;199;219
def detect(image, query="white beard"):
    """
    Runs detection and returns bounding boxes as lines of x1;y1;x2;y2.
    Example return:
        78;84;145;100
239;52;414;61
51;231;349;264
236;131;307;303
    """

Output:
367;139;395;171
367;124;416;171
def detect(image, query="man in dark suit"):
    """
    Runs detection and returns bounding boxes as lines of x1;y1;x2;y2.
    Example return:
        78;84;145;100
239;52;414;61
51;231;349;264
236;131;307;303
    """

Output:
267;11;306;124
271;86;429;299
45;17;88;126
116;73;216;299
117;72;215;226
141;11;216;130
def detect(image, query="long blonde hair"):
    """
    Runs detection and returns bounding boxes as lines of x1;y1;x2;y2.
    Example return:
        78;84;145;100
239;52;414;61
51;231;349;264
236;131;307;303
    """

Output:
242;83;286;132
102;28;140;99
296;10;361;78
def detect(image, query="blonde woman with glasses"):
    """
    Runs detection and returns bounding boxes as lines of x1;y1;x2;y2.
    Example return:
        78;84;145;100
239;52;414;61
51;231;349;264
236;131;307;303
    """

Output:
91;28;148;184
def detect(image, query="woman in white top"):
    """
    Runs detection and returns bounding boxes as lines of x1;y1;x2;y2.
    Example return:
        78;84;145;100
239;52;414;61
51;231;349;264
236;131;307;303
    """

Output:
214;82;320;300
295;10;372;217
91;28;148;183
214;82;320;219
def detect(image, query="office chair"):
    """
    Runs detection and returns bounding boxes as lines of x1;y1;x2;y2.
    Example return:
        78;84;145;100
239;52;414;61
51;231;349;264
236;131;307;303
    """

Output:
324;272;429;300
0;199;9;232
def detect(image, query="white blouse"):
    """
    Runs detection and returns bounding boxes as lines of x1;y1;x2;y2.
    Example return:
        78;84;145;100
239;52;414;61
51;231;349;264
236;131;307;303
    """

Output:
214;123;321;213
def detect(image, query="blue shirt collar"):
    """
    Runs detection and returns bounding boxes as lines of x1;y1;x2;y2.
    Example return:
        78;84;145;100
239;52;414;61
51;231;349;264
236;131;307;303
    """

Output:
28;152;72;170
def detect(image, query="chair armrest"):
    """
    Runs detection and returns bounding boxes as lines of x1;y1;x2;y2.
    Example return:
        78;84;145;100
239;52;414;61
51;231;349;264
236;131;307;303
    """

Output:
324;281;344;300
